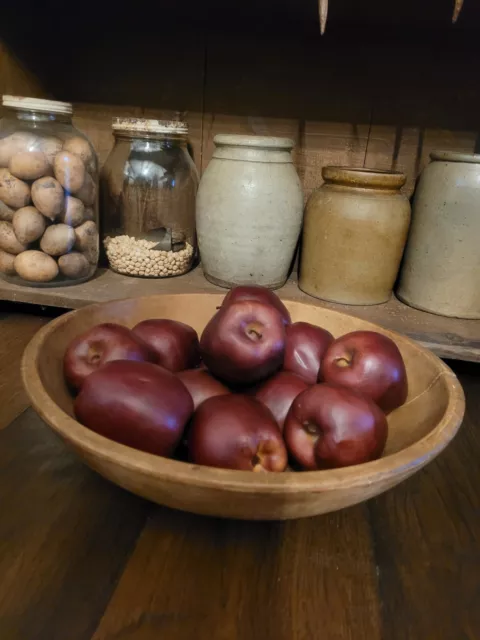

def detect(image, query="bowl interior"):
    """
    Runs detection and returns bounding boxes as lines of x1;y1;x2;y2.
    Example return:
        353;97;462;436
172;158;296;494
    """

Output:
35;293;456;458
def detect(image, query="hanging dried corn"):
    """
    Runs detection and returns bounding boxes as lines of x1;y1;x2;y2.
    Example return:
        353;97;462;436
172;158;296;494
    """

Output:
452;0;464;23
319;0;328;34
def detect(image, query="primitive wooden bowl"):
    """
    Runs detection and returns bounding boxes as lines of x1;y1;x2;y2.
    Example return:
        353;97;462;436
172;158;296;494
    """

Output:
22;294;465;520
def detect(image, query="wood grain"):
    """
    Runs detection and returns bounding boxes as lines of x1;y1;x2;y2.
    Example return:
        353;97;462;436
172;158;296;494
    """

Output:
363;39;480;194
0;41;46;103
1;267;479;362
27;30;478;204
201;34;372;198
0;409;149;640
92;505;381;640
3;1;480;201
369;360;480;639
0;310;49;429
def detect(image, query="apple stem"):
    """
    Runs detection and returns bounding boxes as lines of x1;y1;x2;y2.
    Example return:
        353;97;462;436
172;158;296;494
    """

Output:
88;346;102;364
246;326;263;341
452;0;464;22
335;356;352;368
251;453;261;467
304;422;320;436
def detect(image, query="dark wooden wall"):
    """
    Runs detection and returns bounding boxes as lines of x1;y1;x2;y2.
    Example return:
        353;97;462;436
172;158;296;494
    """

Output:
2;0;480;198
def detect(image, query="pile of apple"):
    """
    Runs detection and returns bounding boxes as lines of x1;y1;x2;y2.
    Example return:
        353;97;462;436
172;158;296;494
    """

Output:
64;286;408;473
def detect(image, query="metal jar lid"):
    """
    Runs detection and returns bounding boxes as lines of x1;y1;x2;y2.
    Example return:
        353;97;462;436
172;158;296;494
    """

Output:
2;95;73;115
112;117;188;136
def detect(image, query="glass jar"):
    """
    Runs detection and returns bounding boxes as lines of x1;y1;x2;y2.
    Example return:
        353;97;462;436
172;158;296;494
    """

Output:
101;118;198;278
0;95;99;286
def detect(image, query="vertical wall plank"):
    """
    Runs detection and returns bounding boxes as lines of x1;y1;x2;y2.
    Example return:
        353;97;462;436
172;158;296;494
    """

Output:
363;41;479;193
0;41;46;106
4;25;480;202
201;34;372;198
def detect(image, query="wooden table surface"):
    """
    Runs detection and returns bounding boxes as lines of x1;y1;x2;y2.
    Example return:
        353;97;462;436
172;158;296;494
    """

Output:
0;308;479;640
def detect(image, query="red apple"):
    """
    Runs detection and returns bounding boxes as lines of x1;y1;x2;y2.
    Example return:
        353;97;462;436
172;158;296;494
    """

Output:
132;319;200;372
222;285;291;326
64;323;154;391
255;371;309;431
321;330;408;413
284;383;388;470
177;368;230;410
200;300;286;385
74;360;193;457
189;395;287;471
283;321;334;384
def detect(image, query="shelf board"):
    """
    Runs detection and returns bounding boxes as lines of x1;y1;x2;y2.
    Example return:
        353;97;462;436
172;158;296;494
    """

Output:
0;267;478;363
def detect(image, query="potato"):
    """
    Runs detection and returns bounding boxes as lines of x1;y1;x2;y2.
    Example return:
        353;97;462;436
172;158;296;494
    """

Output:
0;168;30;208
58;251;91;279
9;151;50;180
14;250;58;282
0;200;15;222
0;221;28;254
74;220;99;264
63;137;95;171
0;249;16;275
0;132;39;167
59;196;85;227
38;136;63;165
75;172;96;206
40;223;76;256
13;206;46;244
31;177;64;220
54;151;85;194
83;206;95;221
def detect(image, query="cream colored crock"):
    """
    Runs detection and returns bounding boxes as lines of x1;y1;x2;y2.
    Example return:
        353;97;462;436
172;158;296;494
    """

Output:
196;134;303;289
398;151;480;319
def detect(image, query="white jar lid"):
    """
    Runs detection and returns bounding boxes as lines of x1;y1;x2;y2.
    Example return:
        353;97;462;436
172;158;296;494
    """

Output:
2;95;73;115
112;117;188;136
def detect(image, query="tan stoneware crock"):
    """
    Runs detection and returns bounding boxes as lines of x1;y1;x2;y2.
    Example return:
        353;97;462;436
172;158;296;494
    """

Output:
300;167;411;306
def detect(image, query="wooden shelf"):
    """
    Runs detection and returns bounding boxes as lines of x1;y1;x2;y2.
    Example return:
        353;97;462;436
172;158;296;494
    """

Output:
0;267;478;363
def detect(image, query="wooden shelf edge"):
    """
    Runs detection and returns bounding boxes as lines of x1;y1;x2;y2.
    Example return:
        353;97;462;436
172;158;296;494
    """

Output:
0;267;479;363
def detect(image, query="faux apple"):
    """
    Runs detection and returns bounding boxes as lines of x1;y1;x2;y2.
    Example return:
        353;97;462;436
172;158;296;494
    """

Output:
283;321;334;384
75;360;193;457
321;330;408;413
64;323;154;391
255;371;308;431
284;383;388;470
132;319;200;372
189;395;287;471
200;300;286;385
222;285;291;326
177;368;230;410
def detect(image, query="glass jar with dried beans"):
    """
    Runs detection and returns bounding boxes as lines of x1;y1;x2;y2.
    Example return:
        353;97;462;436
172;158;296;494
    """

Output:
101;118;198;278
0;96;99;286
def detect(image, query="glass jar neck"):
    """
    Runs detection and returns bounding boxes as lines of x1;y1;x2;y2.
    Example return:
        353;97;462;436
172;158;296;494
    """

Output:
6;107;72;125
113;131;187;146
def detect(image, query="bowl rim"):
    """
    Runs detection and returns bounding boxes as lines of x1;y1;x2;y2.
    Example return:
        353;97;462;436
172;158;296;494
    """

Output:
22;293;466;495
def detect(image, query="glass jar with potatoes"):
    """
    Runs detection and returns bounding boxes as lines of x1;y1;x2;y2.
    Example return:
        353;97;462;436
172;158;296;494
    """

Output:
0;96;99;286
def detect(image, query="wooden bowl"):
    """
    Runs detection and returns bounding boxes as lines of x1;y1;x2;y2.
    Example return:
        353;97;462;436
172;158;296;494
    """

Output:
22;294;465;520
